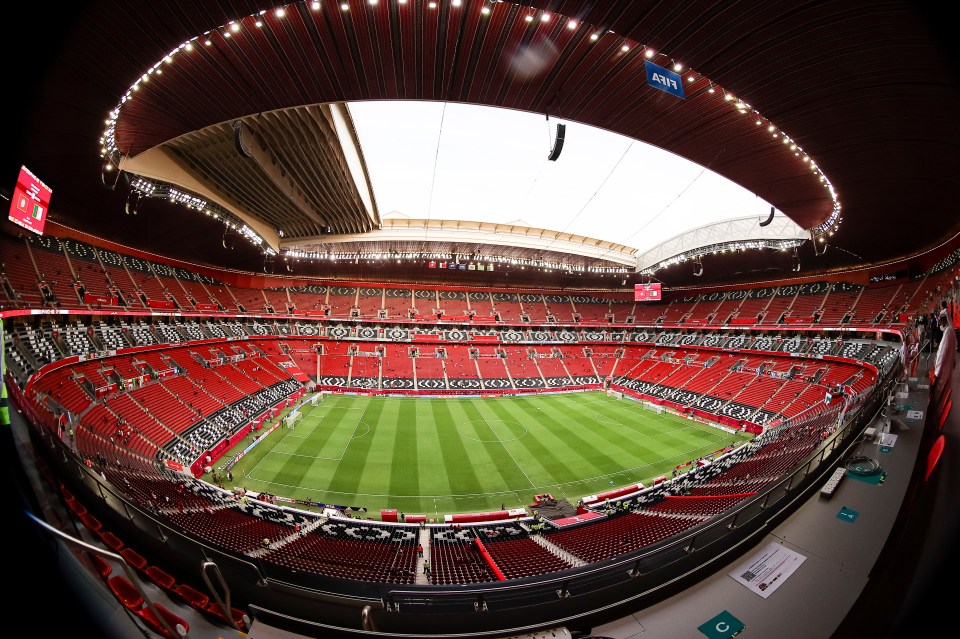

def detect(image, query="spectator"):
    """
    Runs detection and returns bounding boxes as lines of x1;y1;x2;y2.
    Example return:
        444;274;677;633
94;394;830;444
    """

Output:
934;314;957;395
929;312;940;349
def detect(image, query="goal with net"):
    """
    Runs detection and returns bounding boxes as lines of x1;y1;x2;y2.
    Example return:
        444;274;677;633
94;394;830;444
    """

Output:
284;410;303;429
643;402;665;415
309;392;325;407
606;389;624;400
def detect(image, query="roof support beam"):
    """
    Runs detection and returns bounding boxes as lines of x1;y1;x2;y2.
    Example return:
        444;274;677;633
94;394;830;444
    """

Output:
236;119;331;229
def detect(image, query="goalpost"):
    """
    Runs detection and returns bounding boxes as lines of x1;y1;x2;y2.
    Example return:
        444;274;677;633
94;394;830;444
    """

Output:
310;391;325;407
284;410;303;429
606;389;624;400
643;401;665;415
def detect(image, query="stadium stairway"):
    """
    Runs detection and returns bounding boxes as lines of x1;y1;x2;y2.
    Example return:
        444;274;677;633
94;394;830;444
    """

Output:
416;528;430;585
528;532;587;568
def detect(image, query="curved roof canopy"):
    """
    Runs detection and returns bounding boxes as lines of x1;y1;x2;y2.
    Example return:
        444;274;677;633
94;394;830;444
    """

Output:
7;0;960;287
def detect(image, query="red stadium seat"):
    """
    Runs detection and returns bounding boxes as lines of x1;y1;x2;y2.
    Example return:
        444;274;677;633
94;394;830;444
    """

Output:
173;583;210;609
106;575;143;611
925;435;946;482
134;602;189;638
120;547;148;572
80;512;102;533
99;531;125;552
938;399;952;433
937;386;952;416
144;566;176;592
90;554;113;579
68;499;87;517
204;601;251;631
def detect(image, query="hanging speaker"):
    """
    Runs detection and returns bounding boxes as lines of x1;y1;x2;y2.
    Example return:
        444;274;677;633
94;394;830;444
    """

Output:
547;123;566;161
234;120;252;158
759;206;775;226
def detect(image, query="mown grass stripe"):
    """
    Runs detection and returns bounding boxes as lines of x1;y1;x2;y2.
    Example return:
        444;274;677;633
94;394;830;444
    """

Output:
217;391;754;516
430;399;485;500
327;398;381;496
388;398;420;500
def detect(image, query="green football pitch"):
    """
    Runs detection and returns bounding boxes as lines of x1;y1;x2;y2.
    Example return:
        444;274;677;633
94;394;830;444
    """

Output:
216;391;753;518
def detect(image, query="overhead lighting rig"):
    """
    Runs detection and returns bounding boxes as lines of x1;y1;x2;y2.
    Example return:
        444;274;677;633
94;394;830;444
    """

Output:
126;176;272;253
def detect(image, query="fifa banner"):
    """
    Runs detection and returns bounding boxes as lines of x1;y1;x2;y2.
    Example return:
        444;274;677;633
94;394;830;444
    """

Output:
644;60;685;99
634;282;662;302
8;165;52;236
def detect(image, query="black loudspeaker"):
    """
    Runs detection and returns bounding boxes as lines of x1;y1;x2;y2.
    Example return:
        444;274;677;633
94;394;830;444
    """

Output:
759;206;775;226
234;120;252;158
547;123;566;161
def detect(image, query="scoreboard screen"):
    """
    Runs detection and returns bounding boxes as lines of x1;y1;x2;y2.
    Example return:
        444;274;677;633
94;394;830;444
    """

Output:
8;166;52;235
634;282;662;301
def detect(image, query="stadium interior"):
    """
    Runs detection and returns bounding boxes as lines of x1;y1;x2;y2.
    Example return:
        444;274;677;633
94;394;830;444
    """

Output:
3;1;960;638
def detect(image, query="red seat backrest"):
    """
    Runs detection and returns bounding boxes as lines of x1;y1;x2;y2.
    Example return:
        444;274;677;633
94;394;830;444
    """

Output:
925;435;946;482
938;399;953;433
107;575;143;611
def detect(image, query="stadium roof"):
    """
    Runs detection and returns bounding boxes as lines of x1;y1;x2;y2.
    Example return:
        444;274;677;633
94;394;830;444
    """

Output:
5;0;960;289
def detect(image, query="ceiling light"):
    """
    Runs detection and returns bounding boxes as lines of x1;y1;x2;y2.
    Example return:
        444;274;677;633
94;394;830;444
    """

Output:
673;62;682;71
621;44;629;52
525;15;533;22
590;33;599;41
645;49;655;58
341;3;349;10
567;20;577;29
481;6;489;14
255;20;263;27
428;2;437;8
230;22;240;32
311;1;321;9
540;13;550;22
275;7;285;17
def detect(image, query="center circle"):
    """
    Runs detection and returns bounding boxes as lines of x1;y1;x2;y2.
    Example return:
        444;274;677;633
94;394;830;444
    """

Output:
456;419;529;442
350;421;372;441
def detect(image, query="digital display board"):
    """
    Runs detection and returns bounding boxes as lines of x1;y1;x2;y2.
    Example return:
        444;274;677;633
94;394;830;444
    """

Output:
8;165;52;235
634;282;662;301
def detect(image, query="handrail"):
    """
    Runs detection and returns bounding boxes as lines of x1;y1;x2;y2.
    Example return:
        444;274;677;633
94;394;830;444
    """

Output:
200;560;246;631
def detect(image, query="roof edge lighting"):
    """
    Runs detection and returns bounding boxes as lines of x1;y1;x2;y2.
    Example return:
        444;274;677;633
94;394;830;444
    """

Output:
639;239;807;276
